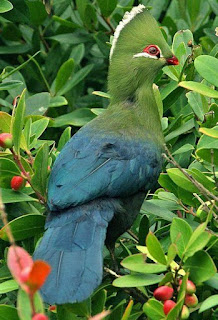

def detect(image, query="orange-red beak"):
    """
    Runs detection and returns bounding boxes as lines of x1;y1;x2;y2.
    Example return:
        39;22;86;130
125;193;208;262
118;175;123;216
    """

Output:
167;55;179;65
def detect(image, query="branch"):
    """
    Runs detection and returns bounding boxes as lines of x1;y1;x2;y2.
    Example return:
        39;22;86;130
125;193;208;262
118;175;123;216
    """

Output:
163;145;218;211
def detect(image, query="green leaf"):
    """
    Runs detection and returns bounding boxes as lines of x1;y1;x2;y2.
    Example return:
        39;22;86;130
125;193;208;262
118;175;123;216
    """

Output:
0;80;22;90
179;81;218;98
26;0;47;26
138;215;149;246
59;300;91;317
1;188;37;204
113;274;163;288
31;143;49;197
57;64;94;96
205;273;218;290
141;201;175;222
57;127;71;151
184;223;211;260
0;305;19;320
170;218;192;258
165;119;195;142
0;158;20;188
121;300;134;320
25;92;50;116
186;91;208;122
0;279;18;294
12;89;26;155
194;55;218;87
167;168;198;193
121;254;167;273
55;59;75;95
49;96;68;108
92;289;107;315
184;251;217;284
199;295;218;313
92;91;110;99
199;127;218;138
0;0;13;13
172;144;194;155
30;118;50;140
167;243;177;265
53;108;96;127
0;111;11;132
97;0;117;17
146;232;167;265
17;289;44;320
0;214;45;241
196;128;218;165
143;299;165;320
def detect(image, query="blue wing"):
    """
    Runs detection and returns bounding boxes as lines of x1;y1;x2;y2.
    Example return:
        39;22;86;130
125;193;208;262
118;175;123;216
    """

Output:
48;126;161;211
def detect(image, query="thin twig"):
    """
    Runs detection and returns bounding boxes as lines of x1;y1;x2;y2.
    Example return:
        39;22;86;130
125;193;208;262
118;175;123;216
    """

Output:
163;145;218;209
127;230;139;242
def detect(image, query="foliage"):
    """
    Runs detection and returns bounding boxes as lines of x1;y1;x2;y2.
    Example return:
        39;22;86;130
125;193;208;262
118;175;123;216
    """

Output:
0;0;217;319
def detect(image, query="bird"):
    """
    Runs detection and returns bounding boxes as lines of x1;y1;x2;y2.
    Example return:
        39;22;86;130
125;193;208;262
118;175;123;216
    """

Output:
33;4;179;305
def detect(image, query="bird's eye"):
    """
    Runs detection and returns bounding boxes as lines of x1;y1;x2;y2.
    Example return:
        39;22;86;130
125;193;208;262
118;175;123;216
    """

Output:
143;45;160;57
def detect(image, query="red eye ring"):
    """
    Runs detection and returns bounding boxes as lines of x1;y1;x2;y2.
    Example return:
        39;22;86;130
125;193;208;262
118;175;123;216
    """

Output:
143;45;160;57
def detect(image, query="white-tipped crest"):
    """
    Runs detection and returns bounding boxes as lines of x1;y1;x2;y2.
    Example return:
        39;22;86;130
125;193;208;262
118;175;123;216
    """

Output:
110;4;145;59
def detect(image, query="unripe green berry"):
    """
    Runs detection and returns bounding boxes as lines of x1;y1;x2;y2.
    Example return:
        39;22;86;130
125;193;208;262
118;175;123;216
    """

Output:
181;305;190;319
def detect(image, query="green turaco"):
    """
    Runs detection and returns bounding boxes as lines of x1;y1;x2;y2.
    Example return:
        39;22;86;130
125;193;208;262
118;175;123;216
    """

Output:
34;5;179;304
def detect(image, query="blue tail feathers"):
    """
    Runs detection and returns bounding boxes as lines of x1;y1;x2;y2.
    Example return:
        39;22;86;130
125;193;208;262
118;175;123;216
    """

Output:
33;199;114;304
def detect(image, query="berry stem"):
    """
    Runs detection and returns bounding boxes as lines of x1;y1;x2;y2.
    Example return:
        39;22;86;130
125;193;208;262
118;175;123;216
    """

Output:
10;148;46;205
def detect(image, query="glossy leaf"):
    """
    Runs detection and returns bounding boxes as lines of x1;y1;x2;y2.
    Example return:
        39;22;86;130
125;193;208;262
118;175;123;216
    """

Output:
113;274;163;288
146;232;167;265
55;58;75;95
179;81;218;98
194;55;218;87
170;218;192;258
0;305;19;320
0;214;45;241
199;295;218;313
31;143;49;197
121;254;167;273
184;251;217;284
143;299;165;320
12;89;26;155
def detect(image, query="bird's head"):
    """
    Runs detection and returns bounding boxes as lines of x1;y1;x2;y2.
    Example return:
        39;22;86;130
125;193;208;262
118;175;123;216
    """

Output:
108;5;179;102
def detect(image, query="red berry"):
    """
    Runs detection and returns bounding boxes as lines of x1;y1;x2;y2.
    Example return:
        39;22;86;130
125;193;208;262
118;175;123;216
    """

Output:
11;176;25;191
181;305;190;319
0;133;13;149
185;294;198;307
48;305;56;311
186;280;196;294
179;279;196;294
32;314;48;320
153;286;174;301
163;300;176;315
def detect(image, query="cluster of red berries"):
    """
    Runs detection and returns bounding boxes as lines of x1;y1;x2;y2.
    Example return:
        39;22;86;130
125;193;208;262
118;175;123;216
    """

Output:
0;133;25;191
153;279;198;319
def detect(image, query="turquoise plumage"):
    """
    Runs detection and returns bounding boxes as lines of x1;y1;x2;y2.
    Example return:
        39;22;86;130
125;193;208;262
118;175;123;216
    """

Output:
34;5;178;304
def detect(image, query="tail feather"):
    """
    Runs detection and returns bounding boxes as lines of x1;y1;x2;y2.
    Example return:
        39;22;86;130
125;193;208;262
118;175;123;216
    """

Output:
34;199;114;304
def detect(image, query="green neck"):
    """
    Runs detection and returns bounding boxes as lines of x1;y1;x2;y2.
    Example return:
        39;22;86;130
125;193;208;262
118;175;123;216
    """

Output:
107;81;164;145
